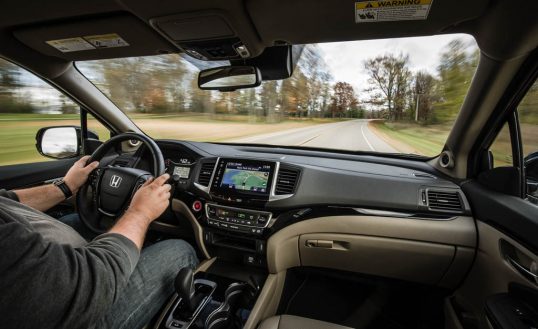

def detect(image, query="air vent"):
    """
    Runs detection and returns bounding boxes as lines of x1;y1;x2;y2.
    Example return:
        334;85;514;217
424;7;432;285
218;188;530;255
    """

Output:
275;168;300;195
427;190;463;212
197;161;216;187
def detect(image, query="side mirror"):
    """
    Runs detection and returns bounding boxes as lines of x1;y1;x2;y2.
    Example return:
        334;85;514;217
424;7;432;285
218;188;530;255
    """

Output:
525;152;538;200
36;126;81;159
525;151;538;180
198;66;261;91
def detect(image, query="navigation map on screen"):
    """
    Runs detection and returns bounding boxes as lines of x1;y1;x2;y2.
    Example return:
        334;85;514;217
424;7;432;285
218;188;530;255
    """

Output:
220;162;270;193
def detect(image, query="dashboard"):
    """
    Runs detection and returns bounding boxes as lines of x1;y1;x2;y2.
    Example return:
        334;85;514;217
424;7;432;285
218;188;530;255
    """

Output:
134;139;474;280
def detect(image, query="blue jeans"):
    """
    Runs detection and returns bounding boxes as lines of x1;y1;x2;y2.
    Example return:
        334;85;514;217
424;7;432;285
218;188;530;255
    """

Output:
59;214;199;329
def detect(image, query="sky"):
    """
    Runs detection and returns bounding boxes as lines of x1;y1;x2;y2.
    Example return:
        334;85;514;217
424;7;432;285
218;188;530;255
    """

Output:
317;33;477;94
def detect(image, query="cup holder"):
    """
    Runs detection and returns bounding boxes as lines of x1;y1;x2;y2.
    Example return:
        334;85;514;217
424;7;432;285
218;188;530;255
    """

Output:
205;282;248;329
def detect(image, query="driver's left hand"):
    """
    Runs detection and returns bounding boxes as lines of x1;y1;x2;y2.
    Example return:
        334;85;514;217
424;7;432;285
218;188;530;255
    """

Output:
64;156;99;194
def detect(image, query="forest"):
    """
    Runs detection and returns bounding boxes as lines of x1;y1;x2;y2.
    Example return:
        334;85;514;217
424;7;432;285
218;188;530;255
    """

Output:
1;38;479;125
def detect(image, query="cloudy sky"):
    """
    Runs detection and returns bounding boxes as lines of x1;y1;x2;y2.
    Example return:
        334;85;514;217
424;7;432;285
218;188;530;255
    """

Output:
317;33;477;94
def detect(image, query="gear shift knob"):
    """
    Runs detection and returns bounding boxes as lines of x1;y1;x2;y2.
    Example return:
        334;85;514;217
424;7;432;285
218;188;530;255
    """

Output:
174;267;196;311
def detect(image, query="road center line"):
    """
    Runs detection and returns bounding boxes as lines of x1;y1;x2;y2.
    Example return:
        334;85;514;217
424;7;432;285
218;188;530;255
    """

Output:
360;124;376;152
299;134;321;145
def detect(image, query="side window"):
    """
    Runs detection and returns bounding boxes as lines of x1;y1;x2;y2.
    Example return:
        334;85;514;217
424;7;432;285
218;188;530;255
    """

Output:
489;123;513;168
489;80;538;201
519;81;538;201
87;114;111;142
0;58;78;165
0;58;109;166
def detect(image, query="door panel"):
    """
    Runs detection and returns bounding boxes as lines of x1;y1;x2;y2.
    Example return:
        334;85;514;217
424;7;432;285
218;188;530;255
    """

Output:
0;158;78;190
462;181;538;254
454;180;538;328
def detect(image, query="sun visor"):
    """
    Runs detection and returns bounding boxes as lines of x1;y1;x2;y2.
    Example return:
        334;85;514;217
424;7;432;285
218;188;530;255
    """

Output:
13;14;178;61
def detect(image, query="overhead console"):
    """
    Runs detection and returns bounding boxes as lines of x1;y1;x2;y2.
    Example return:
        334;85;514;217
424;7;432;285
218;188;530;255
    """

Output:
150;11;261;61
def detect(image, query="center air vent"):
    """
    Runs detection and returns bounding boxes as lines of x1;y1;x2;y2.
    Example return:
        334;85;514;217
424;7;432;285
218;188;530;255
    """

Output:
427;190;463;212
275;167;300;195
197;161;216;187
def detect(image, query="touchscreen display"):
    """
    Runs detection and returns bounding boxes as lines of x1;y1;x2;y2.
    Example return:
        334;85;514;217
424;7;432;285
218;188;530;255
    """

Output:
220;162;271;193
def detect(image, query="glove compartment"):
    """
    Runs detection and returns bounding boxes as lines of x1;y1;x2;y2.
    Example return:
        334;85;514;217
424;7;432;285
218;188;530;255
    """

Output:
299;233;456;285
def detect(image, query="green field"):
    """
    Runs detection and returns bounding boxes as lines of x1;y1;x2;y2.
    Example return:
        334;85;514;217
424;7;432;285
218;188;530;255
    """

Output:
0;114;110;166
370;120;516;167
0;113;336;166
370;120;450;157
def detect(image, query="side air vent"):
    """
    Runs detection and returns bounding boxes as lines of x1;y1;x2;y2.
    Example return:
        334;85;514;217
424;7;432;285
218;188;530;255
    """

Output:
197;161;216;187
427;190;463;212
275;168;300;195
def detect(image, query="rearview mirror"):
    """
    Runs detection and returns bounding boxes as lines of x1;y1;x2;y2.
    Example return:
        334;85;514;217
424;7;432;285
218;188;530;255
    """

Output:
36;126;81;159
198;66;261;91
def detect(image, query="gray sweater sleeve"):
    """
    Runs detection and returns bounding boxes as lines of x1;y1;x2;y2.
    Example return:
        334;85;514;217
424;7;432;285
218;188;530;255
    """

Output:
0;189;19;201
0;209;140;329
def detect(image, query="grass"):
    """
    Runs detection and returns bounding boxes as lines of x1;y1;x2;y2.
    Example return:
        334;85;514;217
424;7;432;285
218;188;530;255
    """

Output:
2;113;532;168
0;113;339;166
370;121;451;157
370;120;517;167
0;114;110;165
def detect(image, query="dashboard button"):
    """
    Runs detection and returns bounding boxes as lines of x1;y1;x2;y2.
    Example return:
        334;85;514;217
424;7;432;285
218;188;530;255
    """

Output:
192;200;203;212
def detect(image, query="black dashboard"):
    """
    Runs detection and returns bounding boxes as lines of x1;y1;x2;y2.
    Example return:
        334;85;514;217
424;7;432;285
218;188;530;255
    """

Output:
139;139;471;266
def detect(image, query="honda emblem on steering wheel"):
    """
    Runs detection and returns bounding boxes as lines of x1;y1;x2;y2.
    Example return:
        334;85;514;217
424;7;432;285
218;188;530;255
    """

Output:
110;175;122;188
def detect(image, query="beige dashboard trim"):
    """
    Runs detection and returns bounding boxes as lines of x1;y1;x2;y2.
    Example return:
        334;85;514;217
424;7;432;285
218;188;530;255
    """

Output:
267;215;476;286
171;198;210;259
243;271;287;329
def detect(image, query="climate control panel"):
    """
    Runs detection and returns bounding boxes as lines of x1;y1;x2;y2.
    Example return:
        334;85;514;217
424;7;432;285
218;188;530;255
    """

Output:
205;203;272;236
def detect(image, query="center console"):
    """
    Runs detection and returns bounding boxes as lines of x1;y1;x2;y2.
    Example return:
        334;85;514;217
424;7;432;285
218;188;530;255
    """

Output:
200;158;288;267
155;260;267;329
158;158;300;329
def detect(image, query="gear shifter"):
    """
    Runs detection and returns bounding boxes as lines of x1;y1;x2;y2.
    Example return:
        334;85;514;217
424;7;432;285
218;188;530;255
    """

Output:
174;267;196;312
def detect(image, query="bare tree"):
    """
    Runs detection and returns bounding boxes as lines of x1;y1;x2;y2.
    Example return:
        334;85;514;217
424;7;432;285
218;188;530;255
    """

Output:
364;53;411;121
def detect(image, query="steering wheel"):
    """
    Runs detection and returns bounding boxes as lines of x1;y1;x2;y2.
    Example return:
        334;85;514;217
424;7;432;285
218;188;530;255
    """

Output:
77;132;165;234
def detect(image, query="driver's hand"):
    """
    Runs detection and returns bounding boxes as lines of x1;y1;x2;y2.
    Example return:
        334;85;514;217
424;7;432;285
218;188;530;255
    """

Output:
127;174;171;224
64;155;99;193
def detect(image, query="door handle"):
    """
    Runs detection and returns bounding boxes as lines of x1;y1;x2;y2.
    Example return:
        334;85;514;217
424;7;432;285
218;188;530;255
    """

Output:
304;239;349;250
507;256;538;284
305;240;333;248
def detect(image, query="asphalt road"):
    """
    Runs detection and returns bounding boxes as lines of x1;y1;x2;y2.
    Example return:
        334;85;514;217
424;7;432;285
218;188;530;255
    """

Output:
233;119;397;153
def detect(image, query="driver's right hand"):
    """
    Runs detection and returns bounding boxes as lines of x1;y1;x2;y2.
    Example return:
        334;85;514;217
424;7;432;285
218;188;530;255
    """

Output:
127;174;171;224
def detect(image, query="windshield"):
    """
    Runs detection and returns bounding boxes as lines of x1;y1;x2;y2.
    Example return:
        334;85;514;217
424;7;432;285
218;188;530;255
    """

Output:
77;34;478;157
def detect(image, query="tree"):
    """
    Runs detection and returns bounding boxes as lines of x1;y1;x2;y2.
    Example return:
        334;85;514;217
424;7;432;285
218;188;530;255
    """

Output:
329;82;358;118
435;39;478;123
363;53;411;121
412;71;438;123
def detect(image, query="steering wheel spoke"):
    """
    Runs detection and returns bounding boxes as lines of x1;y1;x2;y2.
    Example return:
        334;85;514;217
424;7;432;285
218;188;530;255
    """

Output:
76;133;165;234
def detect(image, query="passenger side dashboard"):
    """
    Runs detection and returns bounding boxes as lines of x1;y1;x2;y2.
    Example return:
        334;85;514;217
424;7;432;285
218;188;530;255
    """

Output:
150;140;476;289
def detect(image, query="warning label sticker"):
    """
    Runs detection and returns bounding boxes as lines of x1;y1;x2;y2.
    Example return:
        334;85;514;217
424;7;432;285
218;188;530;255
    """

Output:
355;0;433;23
46;37;95;52
83;34;129;49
